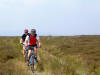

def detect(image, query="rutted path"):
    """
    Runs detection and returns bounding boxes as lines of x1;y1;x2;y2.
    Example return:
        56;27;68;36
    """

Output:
17;48;88;75
15;60;48;75
16;47;87;75
15;50;50;75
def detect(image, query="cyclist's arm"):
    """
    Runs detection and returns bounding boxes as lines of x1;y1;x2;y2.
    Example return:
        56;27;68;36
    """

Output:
38;40;41;48
20;38;23;44
25;35;29;47
37;36;41;48
20;34;24;44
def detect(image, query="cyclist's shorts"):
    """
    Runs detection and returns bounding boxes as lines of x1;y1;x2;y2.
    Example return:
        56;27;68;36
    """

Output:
28;44;37;50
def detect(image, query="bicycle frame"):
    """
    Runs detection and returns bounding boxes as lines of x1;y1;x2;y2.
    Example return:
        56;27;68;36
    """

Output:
30;50;35;65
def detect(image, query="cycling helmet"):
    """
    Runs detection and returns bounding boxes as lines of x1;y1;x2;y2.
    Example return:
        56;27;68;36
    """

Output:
31;29;36;34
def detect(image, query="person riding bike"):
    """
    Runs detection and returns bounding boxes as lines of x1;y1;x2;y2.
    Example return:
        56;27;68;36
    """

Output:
20;29;29;55
25;29;41;62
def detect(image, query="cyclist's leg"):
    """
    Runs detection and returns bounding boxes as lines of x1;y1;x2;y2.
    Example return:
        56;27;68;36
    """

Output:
28;46;31;60
34;47;38;62
28;50;32;60
23;46;26;55
34;47;37;58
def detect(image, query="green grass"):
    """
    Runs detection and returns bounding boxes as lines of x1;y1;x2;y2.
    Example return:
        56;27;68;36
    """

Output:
0;37;27;75
39;36;100;75
0;36;100;75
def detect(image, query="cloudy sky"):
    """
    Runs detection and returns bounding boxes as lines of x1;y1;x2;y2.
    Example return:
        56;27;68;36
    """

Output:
0;0;100;36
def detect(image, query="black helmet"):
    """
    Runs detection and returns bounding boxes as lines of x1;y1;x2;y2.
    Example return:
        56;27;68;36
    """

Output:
31;29;36;34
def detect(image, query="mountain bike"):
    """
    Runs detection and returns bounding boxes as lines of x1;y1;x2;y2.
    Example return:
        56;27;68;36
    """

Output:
23;45;39;72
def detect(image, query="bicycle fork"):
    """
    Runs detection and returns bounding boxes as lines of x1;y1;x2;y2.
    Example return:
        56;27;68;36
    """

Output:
30;55;35;65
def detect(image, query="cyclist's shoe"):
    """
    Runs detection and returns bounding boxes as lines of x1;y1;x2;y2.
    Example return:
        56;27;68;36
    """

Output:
27;59;29;66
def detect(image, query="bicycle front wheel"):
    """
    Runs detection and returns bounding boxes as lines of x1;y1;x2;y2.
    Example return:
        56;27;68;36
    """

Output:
30;56;35;72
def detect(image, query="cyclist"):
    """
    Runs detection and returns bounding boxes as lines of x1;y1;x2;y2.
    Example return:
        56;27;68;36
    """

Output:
20;29;29;55
25;29;41;62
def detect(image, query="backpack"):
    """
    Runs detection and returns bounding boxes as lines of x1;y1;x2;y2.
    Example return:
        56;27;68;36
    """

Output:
28;33;37;38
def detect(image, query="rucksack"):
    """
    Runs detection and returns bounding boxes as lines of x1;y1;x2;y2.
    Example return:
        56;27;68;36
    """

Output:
28;33;37;38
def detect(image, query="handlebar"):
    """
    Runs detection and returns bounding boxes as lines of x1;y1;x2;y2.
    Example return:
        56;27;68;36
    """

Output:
21;43;41;49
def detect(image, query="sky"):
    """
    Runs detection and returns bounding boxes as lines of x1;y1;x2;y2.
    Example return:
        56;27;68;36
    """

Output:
0;0;100;36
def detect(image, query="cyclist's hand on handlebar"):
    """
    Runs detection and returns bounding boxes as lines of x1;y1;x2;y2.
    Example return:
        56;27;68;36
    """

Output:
20;43;23;45
38;45;41;48
26;45;28;48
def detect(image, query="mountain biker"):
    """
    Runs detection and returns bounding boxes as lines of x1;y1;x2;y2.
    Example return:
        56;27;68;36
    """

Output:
20;29;29;55
25;29;41;62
